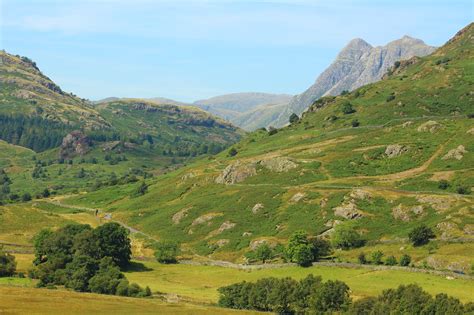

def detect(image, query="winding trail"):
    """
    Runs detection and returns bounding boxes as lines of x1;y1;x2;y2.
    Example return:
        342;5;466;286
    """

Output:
43;200;159;242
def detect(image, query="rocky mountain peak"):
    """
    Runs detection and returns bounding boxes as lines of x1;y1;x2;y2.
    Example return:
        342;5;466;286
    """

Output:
270;35;436;128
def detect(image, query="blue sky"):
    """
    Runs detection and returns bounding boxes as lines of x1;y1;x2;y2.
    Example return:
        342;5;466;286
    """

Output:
1;0;472;102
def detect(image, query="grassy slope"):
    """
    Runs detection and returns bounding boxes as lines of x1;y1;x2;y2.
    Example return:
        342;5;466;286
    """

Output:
5;254;474;304
56;24;474;269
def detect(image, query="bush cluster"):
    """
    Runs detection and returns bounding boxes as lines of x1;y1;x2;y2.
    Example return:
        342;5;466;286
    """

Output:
218;275;351;314
0;248;16;277
285;231;332;267
349;284;472;315
358;252;411;267
31;223;150;298
155;241;180;264
219;278;472;315
331;225;366;250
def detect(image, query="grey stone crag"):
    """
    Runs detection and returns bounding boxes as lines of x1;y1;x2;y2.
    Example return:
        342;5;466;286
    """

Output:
272;36;436;127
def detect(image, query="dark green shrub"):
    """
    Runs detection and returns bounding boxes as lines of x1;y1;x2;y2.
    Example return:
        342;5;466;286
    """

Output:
289;113;300;124
155;241;180;264
438;180;450;190
254;243;272;264
0;249;16;277
409;225;435;246
285;230;314;266
371;251;384;265
228;147;238;157
268;127;278;136
310;237;332;261
310;280;351;313
21;193;32;202
385;255;397;266
399;254;411;267
357;252;367;264
331;226;365;250
456;186;470;195
342;102;356;114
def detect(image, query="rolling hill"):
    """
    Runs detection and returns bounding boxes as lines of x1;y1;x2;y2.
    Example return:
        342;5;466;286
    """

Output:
58;23;473;271
194;92;292;131
0;51;243;200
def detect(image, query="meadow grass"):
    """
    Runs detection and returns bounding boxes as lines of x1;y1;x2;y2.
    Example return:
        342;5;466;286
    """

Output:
0;286;259;315
124;260;474;303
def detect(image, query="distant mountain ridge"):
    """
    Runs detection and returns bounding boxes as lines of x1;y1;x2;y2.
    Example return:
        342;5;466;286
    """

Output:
194;92;292;130
271;35;436;127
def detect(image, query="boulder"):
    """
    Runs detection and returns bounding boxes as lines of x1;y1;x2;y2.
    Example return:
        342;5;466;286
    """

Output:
59;131;91;159
333;201;363;219
290;192;306;203
416;195;453;213
392;204;424;221
385;144;409;158
442;145;467;160
349;189;371;200
214;239;229;248
463;224;474;235
252;203;264;214
191;213;222;226
215;162;257;184
436;221;459;240
172;207;190;224
259;157;298;172
207;221;236;239
417;120;442;133
215;156;298;185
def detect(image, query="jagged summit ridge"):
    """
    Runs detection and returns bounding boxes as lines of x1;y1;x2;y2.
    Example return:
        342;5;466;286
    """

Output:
272;35;436;127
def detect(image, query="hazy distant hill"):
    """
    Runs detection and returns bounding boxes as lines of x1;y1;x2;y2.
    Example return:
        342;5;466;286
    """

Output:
194;92;292;130
271;35;436;127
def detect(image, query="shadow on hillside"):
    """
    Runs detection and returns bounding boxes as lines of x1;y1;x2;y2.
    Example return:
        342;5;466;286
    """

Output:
124;261;153;272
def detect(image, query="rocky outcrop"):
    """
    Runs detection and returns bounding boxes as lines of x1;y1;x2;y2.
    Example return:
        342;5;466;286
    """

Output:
442;145;467;160
436;221;459;240
207;221;236;239
172;207;190;224
385;144;409;158
272;36;435;127
290;192;306;203
59;131;91;159
463;224;474;235
252;203;264;214
392;204;424;221
416;195;453;213
215;157;298;185
260;157;298;172
417;121;442;133
349;189;371;200
333;201;363;219
191;213;223;226
215;162;257;184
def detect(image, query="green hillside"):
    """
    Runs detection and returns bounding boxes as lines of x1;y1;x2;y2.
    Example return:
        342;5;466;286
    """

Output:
56;24;474;270
0;51;243;200
0;51;242;153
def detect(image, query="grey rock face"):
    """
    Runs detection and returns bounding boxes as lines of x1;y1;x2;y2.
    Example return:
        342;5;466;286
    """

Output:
272;36;436;127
